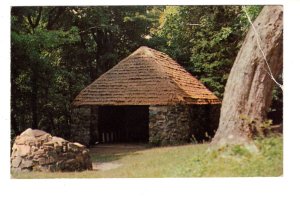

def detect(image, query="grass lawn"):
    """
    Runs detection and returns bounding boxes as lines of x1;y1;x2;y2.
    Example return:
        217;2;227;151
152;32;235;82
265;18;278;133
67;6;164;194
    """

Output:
11;136;282;178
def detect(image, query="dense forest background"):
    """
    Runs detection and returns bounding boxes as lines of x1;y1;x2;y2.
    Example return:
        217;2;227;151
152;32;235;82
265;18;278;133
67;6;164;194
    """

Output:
11;6;282;140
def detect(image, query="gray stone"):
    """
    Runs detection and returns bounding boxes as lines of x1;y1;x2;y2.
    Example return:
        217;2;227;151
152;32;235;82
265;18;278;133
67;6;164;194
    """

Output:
11;156;22;168
31;129;48;137
73;142;85;148
54;145;63;153
17;145;31;157
149;105;190;145
149;104;220;145
15;136;36;145
51;136;66;144
38;157;46;165
70;107;93;146
68;143;79;152
11;128;93;172
20;159;33;168
43;142;54;147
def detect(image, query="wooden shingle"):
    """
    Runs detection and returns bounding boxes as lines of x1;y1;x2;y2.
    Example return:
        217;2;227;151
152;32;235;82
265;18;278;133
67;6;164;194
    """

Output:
73;46;220;106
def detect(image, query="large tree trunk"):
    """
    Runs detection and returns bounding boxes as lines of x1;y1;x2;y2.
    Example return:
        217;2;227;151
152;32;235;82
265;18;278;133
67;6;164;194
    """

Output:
211;6;283;146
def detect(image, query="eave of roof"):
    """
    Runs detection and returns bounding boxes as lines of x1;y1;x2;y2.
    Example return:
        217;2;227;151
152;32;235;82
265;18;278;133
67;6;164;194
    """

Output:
73;46;220;106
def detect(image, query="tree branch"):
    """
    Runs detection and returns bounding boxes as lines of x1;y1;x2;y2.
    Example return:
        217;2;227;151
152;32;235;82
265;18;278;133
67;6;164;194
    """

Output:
27;7;42;32
27;15;34;30
34;7;43;28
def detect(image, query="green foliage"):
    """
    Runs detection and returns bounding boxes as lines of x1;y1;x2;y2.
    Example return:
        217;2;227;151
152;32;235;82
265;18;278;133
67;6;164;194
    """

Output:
149;6;193;68
11;5;282;142
11;6;155;140
268;77;283;124
150;5;263;98
190;134;199;144
239;5;263;33
199;5;262;98
11;26;83;137
240;114;274;137
230;144;252;157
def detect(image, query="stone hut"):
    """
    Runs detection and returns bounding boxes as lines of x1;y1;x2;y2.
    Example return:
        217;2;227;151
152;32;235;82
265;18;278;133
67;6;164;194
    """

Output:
71;46;220;146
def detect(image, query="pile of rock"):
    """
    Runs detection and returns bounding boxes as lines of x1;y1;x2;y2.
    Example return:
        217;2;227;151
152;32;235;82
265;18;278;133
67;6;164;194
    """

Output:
11;128;92;172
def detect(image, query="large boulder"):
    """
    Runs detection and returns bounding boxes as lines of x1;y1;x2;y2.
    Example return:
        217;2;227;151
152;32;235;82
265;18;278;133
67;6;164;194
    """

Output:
11;128;93;172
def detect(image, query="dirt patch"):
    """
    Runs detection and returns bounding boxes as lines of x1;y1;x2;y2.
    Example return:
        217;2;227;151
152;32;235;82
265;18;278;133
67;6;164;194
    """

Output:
89;144;149;171
93;162;123;171
90;144;148;154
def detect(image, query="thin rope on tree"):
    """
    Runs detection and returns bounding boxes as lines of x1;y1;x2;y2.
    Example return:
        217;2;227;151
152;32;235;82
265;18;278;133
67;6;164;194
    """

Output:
242;6;283;91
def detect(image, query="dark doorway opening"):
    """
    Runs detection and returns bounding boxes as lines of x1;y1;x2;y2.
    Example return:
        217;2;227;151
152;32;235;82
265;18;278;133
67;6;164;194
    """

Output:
98;106;149;143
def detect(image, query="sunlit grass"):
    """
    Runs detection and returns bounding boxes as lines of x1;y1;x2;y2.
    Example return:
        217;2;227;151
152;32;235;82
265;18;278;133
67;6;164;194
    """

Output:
12;136;282;178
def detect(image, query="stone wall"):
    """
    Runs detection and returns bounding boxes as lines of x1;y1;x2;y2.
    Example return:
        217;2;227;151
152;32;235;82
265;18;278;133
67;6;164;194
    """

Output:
71;106;98;146
70;104;220;146
149;104;220;145
149;105;190;145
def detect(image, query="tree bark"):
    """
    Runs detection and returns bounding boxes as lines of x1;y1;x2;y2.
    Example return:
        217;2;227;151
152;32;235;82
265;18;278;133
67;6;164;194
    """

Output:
211;6;283;146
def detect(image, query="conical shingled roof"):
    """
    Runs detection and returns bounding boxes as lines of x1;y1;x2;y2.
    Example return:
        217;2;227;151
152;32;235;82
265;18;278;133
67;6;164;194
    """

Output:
73;46;220;106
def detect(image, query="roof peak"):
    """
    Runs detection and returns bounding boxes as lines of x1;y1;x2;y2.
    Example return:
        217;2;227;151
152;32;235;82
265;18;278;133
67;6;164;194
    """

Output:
131;46;155;57
73;46;220;106
136;46;153;51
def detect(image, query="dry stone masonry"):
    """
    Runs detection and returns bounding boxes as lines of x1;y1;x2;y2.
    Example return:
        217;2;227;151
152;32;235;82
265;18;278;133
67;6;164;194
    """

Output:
149;105;190;145
70;106;96;146
149;105;220;145
11;128;92;172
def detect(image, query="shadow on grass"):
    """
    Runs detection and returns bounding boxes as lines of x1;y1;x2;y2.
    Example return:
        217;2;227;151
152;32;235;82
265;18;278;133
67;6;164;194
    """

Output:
89;144;149;163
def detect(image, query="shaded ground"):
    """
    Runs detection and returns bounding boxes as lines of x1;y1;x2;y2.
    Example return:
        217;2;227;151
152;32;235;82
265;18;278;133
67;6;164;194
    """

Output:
89;144;149;171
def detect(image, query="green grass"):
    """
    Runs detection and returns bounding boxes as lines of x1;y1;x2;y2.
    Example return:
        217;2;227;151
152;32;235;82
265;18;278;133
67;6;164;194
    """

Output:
11;136;282;178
